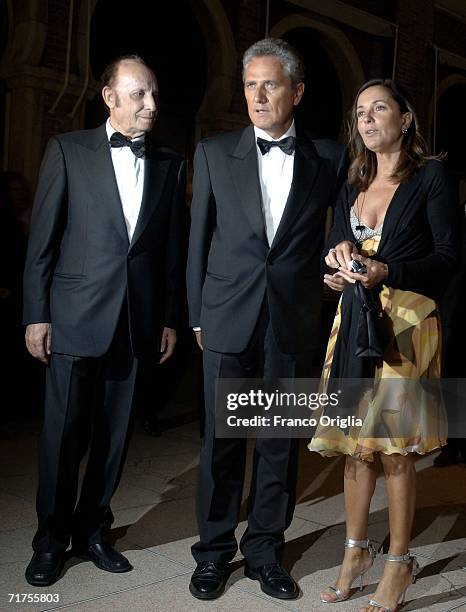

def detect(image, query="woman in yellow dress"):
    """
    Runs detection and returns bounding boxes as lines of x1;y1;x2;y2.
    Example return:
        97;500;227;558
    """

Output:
309;79;459;612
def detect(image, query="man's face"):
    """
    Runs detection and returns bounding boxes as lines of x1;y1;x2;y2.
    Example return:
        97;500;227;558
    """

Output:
103;60;158;138
243;56;304;139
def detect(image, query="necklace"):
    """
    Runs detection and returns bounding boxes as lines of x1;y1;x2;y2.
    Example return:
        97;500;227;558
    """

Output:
355;192;366;232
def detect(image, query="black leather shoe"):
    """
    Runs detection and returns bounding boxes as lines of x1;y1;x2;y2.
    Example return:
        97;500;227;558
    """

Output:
25;551;65;586
75;543;132;573
189;561;228;599
245;563;299;599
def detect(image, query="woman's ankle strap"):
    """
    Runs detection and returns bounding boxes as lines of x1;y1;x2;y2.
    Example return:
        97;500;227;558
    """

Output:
345;538;377;558
386;551;414;563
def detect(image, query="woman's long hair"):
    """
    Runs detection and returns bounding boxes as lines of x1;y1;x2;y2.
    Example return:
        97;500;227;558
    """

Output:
347;79;441;191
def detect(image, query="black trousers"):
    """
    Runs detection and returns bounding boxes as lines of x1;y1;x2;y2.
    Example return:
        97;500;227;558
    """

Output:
192;306;312;568
32;310;138;553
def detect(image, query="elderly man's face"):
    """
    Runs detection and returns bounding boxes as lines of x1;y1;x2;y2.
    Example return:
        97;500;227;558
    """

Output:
243;56;304;139
103;60;158;138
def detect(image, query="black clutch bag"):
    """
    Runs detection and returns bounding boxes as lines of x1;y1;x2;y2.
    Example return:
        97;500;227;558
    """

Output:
354;283;386;358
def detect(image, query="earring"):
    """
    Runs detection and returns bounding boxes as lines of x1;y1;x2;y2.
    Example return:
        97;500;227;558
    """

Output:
402;127;408;134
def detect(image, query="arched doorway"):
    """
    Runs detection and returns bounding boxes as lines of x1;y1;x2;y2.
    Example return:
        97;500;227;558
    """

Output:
436;81;466;187
282;28;342;140
85;0;208;158
433;80;466;379
270;14;364;141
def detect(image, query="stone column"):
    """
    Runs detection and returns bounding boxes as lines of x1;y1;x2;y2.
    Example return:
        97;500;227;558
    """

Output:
1;0;98;194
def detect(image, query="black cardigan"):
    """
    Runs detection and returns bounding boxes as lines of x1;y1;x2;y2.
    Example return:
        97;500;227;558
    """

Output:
325;159;460;378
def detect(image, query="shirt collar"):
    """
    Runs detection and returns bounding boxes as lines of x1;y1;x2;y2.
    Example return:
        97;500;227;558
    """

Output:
254;120;296;143
106;119;144;143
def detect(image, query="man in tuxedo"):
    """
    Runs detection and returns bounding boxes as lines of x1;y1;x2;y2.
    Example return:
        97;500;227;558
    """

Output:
187;38;346;600
23;55;186;586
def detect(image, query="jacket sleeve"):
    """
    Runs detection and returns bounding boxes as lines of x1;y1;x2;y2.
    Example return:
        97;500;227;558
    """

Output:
186;142;216;328
321;182;354;274
163;159;188;329
385;162;460;295
23;137;68;324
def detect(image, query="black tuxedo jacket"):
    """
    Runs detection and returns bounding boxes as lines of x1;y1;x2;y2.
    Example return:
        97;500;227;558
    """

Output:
23;124;187;358
187;125;346;354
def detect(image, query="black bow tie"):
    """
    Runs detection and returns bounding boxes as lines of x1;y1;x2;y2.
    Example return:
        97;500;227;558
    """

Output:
110;132;145;158
257;136;296;155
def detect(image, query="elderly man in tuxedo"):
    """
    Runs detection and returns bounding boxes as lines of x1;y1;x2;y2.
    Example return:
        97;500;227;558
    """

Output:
23;55;186;586
187;38;346;600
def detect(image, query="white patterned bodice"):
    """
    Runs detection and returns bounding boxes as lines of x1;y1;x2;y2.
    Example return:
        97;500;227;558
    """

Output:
350;206;383;243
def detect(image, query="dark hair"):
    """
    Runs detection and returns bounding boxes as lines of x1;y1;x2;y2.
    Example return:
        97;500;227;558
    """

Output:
347;78;440;190
100;54;150;88
243;38;305;89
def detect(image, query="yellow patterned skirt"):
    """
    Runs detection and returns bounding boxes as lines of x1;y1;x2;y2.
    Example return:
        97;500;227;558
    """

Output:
309;236;447;461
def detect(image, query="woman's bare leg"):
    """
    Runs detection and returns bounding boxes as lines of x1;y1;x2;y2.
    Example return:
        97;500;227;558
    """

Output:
359;453;416;612
321;456;377;602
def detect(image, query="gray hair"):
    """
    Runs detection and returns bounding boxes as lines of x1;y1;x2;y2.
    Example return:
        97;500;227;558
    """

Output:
242;38;305;89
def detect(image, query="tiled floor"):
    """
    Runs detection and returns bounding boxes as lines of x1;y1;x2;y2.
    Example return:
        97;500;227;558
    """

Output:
0;418;465;612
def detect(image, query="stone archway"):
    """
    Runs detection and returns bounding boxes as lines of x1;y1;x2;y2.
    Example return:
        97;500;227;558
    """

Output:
0;0;49;188
0;0;48;69
84;0;236;151
270;14;365;140
0;0;99;187
436;73;466;100
190;0;237;134
429;73;466;151
76;0;98;78
1;0;236;185
78;0;236;116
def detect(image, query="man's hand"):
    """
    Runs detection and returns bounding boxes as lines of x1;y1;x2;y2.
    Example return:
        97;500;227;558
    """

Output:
195;330;203;350
25;323;52;364
159;327;177;363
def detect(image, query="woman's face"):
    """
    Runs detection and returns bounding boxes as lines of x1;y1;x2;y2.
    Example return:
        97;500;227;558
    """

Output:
356;85;412;154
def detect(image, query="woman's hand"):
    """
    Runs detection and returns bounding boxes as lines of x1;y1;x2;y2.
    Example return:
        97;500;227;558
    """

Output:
325;240;356;270
337;252;388;290
324;272;347;292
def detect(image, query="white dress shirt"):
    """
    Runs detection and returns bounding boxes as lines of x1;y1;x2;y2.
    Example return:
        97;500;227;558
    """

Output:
254;121;296;246
106;119;145;241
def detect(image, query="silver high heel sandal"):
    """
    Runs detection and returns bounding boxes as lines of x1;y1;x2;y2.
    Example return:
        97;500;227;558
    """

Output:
365;551;420;611
320;538;377;603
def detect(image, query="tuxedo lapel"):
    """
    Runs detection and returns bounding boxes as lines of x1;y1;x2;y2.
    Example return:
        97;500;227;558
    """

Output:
270;136;321;251
83;125;129;246
228;126;268;244
130;151;171;248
